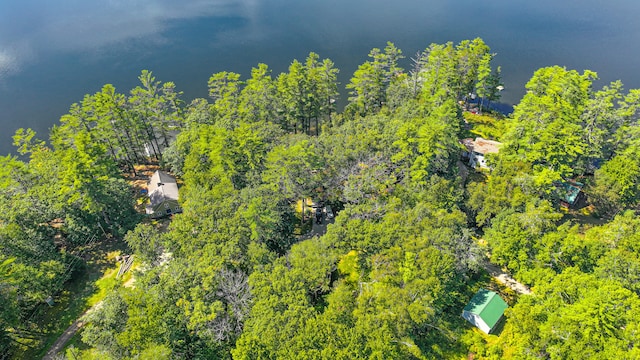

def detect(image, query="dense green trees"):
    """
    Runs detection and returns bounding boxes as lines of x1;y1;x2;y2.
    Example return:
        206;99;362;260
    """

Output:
4;38;640;359
205;53;339;135
496;269;640;359
500;66;595;183
63;40;491;359
0;138;139;354
0;72;182;357
278;53;339;134
463;64;640;358
346;42;403;116
0;257;19;354
233;198;473;359
590;154;640;216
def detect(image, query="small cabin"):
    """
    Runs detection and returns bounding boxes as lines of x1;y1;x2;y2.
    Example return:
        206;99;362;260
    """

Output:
146;171;181;218
553;180;586;209
462;137;502;169
462;289;508;334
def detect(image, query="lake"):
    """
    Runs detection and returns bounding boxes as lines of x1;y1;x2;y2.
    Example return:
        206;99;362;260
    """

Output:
1;0;639;155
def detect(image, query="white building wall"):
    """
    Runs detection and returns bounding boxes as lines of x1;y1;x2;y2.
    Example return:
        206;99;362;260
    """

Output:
469;152;488;169
462;311;491;334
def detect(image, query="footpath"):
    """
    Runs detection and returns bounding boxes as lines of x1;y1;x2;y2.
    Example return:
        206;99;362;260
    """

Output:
482;261;532;295
42;302;102;360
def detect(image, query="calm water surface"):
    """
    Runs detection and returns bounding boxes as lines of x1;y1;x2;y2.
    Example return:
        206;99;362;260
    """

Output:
1;0;639;154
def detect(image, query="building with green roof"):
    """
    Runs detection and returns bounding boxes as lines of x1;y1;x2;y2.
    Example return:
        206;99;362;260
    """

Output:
462;289;508;334
553;180;586;209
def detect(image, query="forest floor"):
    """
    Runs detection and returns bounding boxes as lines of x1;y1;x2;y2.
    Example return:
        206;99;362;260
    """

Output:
128;164;161;212
37;244;136;360
300;212;335;240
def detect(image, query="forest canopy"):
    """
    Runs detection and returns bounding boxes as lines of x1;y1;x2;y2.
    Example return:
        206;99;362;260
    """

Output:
1;38;640;359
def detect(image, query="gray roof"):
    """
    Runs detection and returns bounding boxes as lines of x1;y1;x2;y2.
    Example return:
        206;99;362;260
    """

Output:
148;171;179;206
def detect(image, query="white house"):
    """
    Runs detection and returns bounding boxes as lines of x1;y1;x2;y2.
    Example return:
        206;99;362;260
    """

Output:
463;137;502;169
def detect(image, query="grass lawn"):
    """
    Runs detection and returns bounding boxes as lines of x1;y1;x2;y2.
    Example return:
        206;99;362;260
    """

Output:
14;239;130;360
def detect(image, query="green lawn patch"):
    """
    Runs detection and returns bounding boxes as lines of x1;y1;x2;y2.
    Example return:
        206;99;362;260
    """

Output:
86;267;119;307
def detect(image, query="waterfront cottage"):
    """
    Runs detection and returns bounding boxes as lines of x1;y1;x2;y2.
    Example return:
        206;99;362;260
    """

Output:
462;289;508;334
146;171;181;218
462;137;502;169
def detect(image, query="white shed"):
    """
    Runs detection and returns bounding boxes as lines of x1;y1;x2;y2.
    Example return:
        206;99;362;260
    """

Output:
462;289;508;334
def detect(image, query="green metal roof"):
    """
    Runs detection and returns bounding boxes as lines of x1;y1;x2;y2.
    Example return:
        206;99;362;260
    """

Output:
463;289;508;331
553;181;583;205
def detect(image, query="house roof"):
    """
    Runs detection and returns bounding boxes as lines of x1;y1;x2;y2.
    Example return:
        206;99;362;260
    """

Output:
471;137;501;155
461;138;475;151
554;181;583;205
148;171;179;206
464;289;508;331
